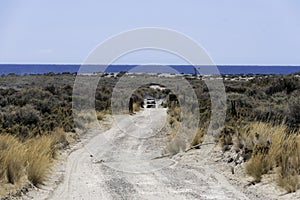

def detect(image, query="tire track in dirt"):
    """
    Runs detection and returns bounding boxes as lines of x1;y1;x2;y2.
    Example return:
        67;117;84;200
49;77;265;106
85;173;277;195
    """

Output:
41;109;254;200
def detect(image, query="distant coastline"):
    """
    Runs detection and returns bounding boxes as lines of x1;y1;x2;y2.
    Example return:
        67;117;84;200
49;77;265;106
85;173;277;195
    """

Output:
1;64;300;75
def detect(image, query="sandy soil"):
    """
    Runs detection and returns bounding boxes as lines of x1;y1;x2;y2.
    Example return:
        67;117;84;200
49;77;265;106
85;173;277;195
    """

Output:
17;108;299;200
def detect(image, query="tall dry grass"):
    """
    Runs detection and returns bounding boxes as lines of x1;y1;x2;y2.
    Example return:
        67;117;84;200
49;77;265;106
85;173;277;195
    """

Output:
0;134;25;185
191;128;204;147
24;135;55;186
97;111;107;121
133;102;141;112
246;153;269;182
240;122;300;192
276;134;300;192
0;129;68;197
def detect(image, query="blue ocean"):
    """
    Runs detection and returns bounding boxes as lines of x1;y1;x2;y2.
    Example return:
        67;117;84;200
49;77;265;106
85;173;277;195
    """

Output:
1;64;300;75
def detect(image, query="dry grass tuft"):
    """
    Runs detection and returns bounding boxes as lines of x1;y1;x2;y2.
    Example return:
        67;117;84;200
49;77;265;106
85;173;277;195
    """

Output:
0;134;25;184
97;111;107;121
219;126;234;151
133;103;141;112
277;169;299;193
0;129;69;197
164;137;186;155
24;135;55;186
276;134;300;192
191;128;204;147
75;111;98;130
246;152;269;182
240;122;300;191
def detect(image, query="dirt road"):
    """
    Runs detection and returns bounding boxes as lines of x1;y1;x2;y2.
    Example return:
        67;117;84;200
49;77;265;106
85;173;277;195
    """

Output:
31;109;257;200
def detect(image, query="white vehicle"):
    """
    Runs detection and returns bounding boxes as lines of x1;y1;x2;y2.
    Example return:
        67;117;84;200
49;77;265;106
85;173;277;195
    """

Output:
146;98;156;108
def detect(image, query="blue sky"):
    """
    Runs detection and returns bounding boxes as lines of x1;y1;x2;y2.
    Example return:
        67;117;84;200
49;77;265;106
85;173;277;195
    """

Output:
0;0;300;65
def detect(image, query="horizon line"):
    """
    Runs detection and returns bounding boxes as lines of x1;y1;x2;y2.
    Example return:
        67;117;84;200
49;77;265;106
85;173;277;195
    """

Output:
1;63;300;66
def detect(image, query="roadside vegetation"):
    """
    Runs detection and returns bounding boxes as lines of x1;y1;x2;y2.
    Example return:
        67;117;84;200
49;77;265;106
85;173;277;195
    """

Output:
0;72;166;197
166;73;300;193
1;72;300;196
221;74;300;193
0;129;69;196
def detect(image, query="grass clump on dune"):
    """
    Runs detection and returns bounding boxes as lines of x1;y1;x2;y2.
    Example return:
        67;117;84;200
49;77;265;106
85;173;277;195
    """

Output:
0;134;25;185
133;102;141;112
24;135;56;186
241;122;300;191
0;129;69;197
276;134;300;192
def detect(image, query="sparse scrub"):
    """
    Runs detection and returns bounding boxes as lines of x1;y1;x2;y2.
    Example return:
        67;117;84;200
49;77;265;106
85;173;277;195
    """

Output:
265;77;298;95
287;92;300;129
2;71;300;195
